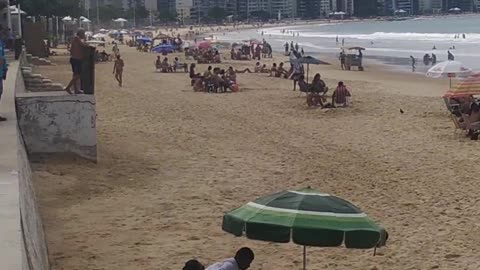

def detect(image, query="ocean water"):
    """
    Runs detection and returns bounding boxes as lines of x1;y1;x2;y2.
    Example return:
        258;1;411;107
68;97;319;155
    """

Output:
215;15;480;72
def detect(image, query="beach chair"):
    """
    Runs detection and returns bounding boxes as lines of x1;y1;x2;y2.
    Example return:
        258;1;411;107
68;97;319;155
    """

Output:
450;114;464;137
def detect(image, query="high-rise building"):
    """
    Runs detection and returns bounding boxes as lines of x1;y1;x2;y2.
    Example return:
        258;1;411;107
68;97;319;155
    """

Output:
353;0;377;16
177;0;193;22
335;0;354;14
418;0;432;13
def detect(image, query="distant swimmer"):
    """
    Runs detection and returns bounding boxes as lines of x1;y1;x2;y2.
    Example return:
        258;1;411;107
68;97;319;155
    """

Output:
463;33;466;39
432;45;436;50
370;41;374;45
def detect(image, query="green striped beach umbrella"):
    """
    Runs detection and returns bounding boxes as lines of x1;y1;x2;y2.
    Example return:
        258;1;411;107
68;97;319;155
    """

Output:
222;188;388;270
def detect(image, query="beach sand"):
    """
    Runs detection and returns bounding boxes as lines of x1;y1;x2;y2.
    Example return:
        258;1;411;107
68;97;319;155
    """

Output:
32;44;480;270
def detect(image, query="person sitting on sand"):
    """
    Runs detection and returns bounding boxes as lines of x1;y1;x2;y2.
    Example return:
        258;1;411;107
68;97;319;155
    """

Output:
226;66;237;82
309;73;328;95
173;57;188;72
236;62;261;73
206;247;255;270
332;81;351;107
269;63;277;77
155;56;162;71
466;102;480;139
161;57;173;72
204;66;213;80
276;62;288;78
184;260;205;270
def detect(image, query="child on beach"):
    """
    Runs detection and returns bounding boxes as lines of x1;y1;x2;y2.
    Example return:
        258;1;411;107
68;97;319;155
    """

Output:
113;54;124;87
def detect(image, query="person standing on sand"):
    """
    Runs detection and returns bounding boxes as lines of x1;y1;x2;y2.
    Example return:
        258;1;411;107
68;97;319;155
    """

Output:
113;54;124;87
206;247;255;270
284;42;289;54
342;38;345;46
64;29;88;94
0;40;8;121
410;55;416;72
431;53;437;65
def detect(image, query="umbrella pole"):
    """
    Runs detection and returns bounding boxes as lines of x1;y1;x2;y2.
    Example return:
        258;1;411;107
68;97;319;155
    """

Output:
449;77;452;89
303;246;306;270
306;64;309;83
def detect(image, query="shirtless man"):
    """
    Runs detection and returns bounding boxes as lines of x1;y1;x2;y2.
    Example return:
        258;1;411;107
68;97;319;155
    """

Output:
65;29;87;94
113;54;124;87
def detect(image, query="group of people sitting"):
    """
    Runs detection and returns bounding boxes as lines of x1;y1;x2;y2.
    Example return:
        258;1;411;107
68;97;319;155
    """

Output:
155;56;188;73
185;48;222;64
189;63;239;93
297;73;352;108
448;96;480;140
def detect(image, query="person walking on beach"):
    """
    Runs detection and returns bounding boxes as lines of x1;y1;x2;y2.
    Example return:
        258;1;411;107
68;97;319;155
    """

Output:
64;29;88;94
0;40;8;122
431;53;437;65
336;35;339;44
342;38;345;46
206;247;255;270
410;55;416;72
295;42;299;52
113;54;124;87
290;41;294;51
284;42;289;54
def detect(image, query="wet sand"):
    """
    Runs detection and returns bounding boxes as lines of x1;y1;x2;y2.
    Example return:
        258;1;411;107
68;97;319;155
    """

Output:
32;44;480;270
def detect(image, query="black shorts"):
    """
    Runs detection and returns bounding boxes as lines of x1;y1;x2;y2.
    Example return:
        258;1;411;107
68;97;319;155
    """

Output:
70;58;82;75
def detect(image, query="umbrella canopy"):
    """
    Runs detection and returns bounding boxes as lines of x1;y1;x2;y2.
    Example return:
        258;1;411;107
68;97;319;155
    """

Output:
426;61;472;79
395;9;407;13
197;41;212;49
62;16;73;22
137;37;153;43
114;18;128;22
93;33;106;38
449;7;461;11
10;5;26;15
223;188;387;270
80;16;91;23
444;73;480;98
86;40;105;45
223;188;387;248
151;44;174;54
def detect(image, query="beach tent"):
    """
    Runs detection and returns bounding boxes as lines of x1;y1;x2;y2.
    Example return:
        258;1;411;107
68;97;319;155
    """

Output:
444;73;480;98
222;187;388;270
426;61;472;88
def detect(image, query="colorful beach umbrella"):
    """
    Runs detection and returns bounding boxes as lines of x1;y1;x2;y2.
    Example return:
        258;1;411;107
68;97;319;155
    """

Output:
222;187;388;270
426;61;472;88
444;73;480;98
197;41;212;49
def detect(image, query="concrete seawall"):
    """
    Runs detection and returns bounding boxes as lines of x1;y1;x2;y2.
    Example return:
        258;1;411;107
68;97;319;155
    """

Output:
0;53;98;269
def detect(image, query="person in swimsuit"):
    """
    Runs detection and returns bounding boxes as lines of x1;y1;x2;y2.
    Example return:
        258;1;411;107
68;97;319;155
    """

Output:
65;29;87;94
113;54;124;87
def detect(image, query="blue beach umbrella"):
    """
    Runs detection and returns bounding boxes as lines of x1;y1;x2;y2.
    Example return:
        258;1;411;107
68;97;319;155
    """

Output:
152;44;174;54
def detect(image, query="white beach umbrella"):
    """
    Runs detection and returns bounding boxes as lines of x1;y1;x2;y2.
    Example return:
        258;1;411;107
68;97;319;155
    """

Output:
10;5;26;15
114;18;128;22
426;61;472;87
93;33;106;38
62;16;73;22
80;16;91;23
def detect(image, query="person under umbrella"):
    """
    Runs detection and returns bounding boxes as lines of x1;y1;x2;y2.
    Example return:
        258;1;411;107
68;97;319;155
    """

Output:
205;247;254;270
